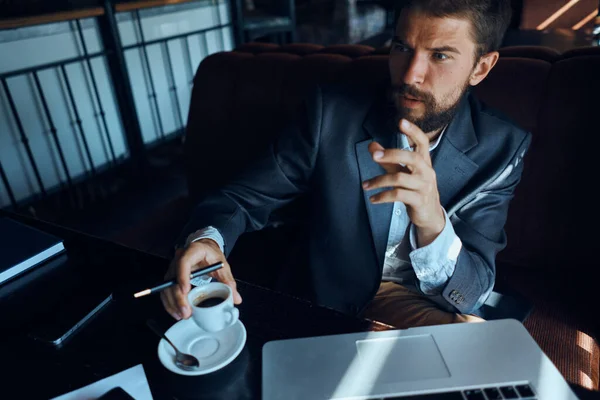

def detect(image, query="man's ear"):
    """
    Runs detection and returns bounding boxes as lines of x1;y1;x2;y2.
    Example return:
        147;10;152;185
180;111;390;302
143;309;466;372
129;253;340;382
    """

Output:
469;51;499;86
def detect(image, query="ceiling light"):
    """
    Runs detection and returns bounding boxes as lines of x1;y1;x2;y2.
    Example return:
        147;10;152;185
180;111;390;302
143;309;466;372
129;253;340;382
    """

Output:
572;9;598;30
536;0;580;30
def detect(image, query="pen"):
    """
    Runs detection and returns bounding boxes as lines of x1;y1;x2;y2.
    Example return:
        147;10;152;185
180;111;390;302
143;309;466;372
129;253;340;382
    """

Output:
133;262;223;298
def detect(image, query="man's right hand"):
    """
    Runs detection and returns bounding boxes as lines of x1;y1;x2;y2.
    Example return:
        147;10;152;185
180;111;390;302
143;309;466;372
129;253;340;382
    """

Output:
161;239;242;320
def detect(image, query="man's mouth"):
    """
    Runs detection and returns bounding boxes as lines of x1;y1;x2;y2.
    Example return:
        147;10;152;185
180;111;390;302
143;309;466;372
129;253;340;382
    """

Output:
403;94;421;102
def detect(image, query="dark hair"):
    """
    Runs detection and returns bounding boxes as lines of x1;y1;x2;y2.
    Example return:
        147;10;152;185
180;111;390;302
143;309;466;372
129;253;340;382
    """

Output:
400;0;512;58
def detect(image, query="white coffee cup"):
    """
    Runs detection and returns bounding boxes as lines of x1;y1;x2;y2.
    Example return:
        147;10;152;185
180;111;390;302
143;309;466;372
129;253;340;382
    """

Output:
187;282;239;332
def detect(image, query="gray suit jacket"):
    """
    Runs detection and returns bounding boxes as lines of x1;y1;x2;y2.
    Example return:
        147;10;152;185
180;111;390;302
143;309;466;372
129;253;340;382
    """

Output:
180;84;532;316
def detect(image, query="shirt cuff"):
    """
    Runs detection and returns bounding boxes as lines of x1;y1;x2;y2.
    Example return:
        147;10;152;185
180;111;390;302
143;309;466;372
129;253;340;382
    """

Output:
408;208;462;294
185;226;225;254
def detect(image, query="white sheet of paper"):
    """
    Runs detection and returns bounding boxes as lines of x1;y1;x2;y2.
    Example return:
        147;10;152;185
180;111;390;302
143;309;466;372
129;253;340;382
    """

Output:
51;364;153;400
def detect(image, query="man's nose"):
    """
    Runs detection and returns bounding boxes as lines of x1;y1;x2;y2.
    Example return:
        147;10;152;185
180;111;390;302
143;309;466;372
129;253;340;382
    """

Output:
403;54;427;85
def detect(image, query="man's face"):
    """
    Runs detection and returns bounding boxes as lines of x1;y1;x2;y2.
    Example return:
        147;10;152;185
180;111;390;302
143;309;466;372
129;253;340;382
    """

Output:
389;9;479;134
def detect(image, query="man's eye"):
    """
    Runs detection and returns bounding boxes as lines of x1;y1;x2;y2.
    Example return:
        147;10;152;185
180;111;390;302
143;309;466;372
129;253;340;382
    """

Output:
433;52;449;61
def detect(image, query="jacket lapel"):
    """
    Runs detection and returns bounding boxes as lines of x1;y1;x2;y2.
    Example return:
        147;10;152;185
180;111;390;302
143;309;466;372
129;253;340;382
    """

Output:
356;98;395;268
432;95;479;212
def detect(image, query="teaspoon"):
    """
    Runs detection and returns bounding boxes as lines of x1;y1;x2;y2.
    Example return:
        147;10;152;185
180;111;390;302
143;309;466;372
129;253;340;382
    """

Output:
147;319;200;371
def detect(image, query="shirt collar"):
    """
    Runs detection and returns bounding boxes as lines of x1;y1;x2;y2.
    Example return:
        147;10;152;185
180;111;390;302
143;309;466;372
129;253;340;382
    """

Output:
428;125;447;151
398;125;448;152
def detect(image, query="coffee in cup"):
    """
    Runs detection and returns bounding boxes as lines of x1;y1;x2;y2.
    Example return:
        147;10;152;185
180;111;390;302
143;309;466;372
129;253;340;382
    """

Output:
193;295;226;308
187;282;239;332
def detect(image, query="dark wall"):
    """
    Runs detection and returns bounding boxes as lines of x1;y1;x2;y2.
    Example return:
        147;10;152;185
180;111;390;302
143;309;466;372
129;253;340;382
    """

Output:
510;0;524;29
0;0;100;19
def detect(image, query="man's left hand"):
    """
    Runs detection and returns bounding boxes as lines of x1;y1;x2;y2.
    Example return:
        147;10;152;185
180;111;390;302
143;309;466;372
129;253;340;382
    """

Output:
362;118;445;247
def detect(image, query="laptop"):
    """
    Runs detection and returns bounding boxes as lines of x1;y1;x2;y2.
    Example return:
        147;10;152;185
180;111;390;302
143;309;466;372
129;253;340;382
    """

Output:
262;319;578;399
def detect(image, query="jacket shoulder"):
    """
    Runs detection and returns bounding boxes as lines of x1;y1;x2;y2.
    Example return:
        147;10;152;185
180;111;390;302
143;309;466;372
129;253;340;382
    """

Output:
470;95;531;153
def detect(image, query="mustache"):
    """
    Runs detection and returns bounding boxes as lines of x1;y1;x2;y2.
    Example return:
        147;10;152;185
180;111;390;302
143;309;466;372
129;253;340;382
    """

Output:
391;84;434;104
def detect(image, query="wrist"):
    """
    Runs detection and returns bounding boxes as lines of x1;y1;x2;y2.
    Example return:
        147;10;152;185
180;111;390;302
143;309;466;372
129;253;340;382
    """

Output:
191;238;220;252
416;207;446;247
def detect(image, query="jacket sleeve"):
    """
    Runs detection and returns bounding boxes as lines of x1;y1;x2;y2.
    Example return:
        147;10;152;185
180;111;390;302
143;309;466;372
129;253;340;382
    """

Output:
176;86;323;256
440;132;532;314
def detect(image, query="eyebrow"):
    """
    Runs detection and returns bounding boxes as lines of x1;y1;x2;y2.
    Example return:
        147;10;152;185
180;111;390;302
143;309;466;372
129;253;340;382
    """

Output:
429;45;461;55
392;37;461;55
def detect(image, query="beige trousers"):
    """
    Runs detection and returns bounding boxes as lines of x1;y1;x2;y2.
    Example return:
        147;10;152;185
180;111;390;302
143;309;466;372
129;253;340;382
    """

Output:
363;281;485;329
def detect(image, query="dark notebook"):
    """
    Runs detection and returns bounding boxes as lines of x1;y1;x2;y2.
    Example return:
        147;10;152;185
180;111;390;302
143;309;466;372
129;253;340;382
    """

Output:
0;217;65;285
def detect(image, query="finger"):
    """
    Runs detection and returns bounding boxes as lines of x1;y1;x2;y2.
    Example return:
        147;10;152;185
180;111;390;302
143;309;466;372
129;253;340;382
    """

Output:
368;141;401;173
369;141;417;173
161;289;182;320
363;171;423;191
398;119;431;166
368;141;385;155
165;248;184;278
370;187;421;205
216;262;243;304
165;289;183;320
176;245;208;294
174;247;184;259
371;148;425;173
173;284;192;319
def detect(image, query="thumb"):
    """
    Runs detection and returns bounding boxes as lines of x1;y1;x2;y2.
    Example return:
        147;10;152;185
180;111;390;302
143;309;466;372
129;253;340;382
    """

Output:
232;287;243;304
221;275;243;305
213;265;242;304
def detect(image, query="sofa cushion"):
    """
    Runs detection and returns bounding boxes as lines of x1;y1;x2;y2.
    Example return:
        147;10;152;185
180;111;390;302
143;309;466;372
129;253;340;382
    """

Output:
185;52;301;200
561;46;600;59
498;45;561;62
277;43;324;55
282;54;352;113
472;57;553;270
234;42;281;54
317;43;375;57
336;55;390;86
498;265;599;390
472;57;552;134
497;50;600;271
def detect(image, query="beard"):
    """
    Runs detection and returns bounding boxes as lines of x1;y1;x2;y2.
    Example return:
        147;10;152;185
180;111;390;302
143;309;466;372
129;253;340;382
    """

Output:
390;81;471;134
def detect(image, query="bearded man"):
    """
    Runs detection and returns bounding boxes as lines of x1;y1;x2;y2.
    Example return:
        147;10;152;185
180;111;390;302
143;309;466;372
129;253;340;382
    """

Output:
162;0;531;329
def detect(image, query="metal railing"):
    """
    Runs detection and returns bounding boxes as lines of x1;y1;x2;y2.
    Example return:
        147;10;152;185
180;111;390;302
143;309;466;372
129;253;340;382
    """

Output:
0;0;233;211
121;8;230;138
0;39;112;208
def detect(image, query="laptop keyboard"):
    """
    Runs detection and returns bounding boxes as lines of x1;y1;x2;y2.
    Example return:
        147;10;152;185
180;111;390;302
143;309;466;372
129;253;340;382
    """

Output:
378;384;537;400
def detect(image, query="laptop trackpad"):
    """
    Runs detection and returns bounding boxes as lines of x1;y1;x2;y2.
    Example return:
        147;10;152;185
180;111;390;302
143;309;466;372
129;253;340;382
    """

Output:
356;334;450;384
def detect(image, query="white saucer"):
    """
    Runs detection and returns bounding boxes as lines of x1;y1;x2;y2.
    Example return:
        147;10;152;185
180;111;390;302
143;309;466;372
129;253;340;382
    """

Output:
157;318;247;376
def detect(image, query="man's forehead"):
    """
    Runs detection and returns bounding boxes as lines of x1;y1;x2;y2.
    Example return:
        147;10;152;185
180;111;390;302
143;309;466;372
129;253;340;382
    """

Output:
395;11;473;49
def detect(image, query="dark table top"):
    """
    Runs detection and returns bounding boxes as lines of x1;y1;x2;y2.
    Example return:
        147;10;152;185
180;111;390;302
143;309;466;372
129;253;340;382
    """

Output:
0;211;598;400
0;212;390;400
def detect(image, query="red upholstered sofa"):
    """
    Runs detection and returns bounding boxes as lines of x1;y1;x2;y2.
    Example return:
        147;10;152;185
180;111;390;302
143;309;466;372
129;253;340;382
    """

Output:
113;43;600;390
